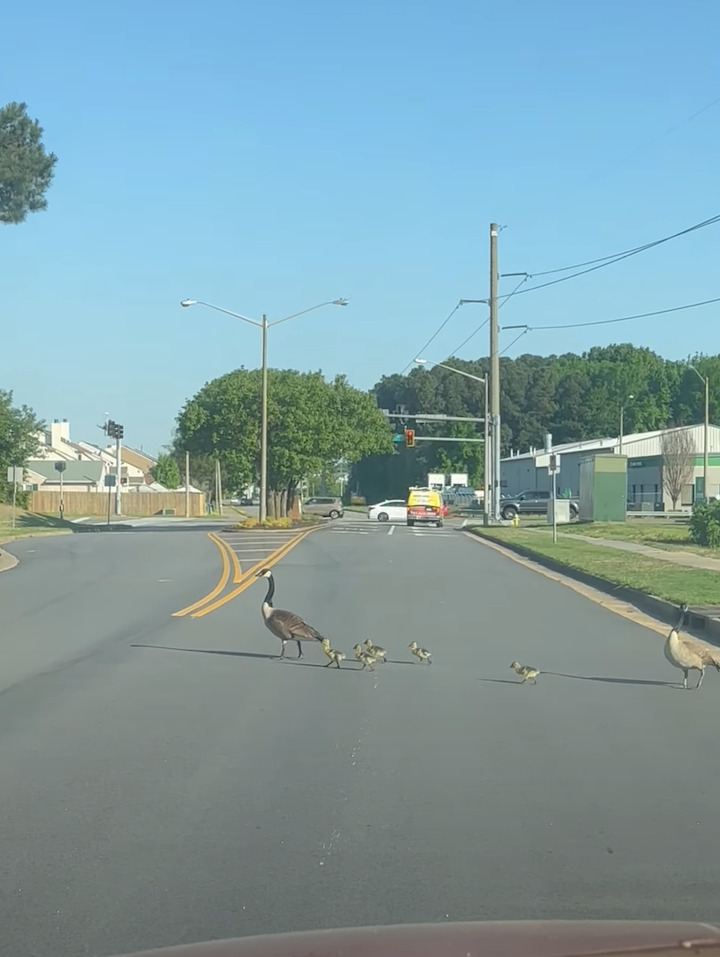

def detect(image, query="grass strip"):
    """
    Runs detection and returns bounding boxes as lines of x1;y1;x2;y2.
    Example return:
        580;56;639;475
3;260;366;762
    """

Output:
470;526;720;607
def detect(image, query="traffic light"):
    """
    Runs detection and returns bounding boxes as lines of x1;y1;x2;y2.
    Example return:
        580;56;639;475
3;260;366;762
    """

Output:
404;428;415;448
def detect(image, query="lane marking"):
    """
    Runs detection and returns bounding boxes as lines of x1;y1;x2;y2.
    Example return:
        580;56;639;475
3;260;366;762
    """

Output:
191;526;322;619
464;531;669;636
172;533;231;618
388;525;395;536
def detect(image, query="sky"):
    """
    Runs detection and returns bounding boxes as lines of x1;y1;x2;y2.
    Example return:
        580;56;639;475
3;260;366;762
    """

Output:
2;0;719;455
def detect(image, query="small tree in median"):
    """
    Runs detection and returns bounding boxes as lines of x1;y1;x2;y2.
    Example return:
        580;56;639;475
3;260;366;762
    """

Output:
661;428;696;509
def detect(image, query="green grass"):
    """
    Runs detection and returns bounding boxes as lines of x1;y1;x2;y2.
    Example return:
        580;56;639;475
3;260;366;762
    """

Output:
471;526;720;607
0;505;74;544
558;520;718;558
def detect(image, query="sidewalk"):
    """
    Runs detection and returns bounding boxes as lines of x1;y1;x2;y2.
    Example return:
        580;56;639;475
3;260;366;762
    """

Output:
563;532;720;572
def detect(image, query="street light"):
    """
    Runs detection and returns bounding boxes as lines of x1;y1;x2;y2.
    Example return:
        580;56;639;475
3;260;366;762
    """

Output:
689;363;710;502
181;297;349;522
414;358;490;525
619;395;634;457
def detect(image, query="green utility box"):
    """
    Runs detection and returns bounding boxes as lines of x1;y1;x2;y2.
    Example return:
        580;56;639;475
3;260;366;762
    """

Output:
578;453;628;523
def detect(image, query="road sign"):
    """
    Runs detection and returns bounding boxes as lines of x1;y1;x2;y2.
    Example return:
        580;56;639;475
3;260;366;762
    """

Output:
548;453;560;475
104;474;117;487
6;467;24;483
54;460;67;473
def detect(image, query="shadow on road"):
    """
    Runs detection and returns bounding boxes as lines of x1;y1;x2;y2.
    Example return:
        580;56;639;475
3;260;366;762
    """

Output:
479;673;674;687
543;671;674;687
131;643;392;671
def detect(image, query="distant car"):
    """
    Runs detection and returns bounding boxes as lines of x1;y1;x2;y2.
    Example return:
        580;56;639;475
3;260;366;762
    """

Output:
303;496;344;519
500;489;579;521
367;499;407;522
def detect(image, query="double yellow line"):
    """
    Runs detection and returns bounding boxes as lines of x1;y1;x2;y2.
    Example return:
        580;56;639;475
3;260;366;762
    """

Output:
172;526;321;620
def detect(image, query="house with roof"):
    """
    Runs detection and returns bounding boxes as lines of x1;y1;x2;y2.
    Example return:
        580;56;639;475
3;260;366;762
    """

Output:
23;459;106;492
30;419;154;489
501;423;720;511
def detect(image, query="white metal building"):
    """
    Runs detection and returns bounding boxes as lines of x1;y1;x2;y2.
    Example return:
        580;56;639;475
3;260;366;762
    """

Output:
501;424;720;511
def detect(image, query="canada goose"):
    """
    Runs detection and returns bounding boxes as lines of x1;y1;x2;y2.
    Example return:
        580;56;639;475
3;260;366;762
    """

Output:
364;639;387;662
664;602;720;690
321;638;345;669
353;643;376;671
510;661;540;684
255;568;326;659
409;641;432;664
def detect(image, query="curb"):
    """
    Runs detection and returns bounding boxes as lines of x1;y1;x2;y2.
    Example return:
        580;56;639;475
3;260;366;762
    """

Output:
0;547;19;574
468;530;720;646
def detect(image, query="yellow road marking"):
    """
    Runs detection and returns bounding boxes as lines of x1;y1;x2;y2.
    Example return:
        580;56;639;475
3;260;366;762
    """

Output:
225;537;244;583
172;532;231;618
464;531;669;636
191;526;322;619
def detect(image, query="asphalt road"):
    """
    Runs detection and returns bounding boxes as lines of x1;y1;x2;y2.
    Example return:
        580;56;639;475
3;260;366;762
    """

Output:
1;518;719;957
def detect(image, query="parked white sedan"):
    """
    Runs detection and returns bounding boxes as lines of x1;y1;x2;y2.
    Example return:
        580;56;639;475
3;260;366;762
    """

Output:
367;499;408;522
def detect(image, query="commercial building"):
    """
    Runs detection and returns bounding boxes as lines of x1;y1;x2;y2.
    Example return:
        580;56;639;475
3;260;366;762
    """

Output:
500;424;720;511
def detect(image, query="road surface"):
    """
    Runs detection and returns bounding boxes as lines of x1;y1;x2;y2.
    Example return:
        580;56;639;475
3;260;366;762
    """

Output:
0;517;718;957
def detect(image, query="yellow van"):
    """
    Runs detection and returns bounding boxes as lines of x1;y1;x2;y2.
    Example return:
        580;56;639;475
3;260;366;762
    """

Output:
407;487;444;527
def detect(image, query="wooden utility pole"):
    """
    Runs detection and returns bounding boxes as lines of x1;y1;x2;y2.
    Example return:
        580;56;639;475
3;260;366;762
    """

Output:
489;223;500;522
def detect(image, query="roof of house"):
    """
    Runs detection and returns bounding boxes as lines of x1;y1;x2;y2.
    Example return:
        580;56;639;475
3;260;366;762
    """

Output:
26;460;104;483
503;423;720;463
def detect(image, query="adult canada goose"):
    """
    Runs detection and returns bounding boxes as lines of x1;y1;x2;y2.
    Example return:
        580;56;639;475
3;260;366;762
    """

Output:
255;568;326;659
664;602;720;690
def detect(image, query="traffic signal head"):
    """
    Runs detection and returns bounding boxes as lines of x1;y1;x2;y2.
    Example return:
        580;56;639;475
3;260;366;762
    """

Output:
405;428;415;448
117;424;124;439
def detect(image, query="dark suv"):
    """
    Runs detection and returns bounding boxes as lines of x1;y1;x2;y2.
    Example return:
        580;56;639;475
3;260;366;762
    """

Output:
303;496;344;519
500;489;578;521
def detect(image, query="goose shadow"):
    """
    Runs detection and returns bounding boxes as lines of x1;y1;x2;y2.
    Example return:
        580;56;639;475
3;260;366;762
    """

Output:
131;644;378;671
542;671;675;687
478;673;675;688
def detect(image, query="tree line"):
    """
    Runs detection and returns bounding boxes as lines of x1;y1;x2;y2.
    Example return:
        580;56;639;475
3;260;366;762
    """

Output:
350;344;720;503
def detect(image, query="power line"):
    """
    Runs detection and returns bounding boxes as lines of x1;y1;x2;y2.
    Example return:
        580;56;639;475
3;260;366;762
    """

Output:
585;94;720;188
508;214;720;294
507;294;720;332
402;301;461;373
449;276;528;357
500;328;529;356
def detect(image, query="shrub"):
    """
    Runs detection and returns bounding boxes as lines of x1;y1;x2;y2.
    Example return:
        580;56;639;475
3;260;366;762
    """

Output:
234;517;293;530
690;499;720;548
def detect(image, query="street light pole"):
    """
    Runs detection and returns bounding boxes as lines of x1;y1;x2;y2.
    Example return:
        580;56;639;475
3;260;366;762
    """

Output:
689;364;709;501
260;314;269;522
181;297;348;523
414;358;489;524
618;394;634;457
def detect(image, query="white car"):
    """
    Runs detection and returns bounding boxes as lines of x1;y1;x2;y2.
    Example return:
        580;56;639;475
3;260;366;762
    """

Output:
367;499;408;522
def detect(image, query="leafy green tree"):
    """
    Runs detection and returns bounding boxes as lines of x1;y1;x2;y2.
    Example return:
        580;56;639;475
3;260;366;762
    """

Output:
0;102;58;224
151;453;182;489
0;390;43;501
174;368;392;517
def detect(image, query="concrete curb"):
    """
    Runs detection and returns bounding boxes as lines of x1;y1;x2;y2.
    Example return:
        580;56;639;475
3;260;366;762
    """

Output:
468;529;720;646
0;547;19;573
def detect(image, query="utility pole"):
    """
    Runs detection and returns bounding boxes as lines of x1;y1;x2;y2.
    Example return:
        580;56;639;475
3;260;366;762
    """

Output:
489;223;501;522
105;420;124;515
260;313;268;523
703;375;709;502
185;451;190;517
115;426;122;515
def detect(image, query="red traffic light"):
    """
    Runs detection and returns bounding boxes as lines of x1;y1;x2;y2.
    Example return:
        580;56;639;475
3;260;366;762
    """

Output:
404;429;416;448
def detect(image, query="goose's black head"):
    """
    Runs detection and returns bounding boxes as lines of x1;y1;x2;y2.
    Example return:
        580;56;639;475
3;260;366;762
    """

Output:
256;568;273;579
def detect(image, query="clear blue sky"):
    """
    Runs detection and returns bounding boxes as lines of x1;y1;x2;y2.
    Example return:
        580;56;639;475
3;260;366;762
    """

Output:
3;0;719;454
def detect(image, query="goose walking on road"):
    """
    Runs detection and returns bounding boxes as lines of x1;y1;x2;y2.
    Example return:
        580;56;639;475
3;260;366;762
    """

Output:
664;602;720;690
255;568;327;659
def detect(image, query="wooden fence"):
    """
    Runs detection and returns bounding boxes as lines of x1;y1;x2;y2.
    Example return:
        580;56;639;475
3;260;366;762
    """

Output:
30;491;207;517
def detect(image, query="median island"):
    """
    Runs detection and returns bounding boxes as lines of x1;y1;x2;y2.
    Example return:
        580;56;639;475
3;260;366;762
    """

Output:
468;523;720;607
